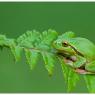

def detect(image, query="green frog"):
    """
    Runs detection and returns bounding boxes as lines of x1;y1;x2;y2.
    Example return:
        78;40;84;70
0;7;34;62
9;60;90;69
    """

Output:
53;31;95;74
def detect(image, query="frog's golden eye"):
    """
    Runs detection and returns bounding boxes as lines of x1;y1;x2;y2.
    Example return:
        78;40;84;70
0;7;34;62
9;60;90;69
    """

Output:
62;41;68;47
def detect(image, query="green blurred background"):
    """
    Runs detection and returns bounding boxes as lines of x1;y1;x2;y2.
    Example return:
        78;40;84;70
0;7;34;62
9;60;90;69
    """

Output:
0;2;95;93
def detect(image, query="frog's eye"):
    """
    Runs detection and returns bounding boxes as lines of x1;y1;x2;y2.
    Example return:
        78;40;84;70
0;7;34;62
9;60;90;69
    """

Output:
62;41;69;47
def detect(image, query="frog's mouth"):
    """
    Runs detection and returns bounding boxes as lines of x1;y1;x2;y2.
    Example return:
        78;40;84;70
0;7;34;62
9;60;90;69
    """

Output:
57;52;95;74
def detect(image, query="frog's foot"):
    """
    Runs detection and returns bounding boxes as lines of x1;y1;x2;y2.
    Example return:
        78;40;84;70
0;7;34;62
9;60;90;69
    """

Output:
74;68;87;74
74;68;95;74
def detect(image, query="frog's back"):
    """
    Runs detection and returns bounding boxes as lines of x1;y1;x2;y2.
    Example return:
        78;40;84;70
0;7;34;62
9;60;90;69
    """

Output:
68;37;95;60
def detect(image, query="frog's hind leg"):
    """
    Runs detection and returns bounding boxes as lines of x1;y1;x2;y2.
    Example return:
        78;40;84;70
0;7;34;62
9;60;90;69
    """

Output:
85;61;95;73
74;68;95;74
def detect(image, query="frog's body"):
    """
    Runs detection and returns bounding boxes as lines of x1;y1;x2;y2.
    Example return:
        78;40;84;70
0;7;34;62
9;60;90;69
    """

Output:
53;31;95;74
65;37;95;60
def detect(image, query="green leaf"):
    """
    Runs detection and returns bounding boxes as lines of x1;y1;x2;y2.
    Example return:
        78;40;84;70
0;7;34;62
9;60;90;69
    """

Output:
25;49;39;70
1;38;23;62
10;45;22;62
58;57;69;82
0;34;7;46
17;30;40;48
41;52;56;76
41;29;58;45
67;69;79;92
14;30;58;72
84;75;95;93
16;29;58;52
38;29;58;51
59;56;79;92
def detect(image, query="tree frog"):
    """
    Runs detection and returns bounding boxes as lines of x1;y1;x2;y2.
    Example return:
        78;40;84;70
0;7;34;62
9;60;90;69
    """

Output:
53;31;95;74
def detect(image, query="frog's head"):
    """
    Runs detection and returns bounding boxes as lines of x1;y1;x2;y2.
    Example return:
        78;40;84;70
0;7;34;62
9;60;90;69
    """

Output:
53;31;75;54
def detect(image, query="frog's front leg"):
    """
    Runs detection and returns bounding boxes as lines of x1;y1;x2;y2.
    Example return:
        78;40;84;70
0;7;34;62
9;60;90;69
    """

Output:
85;60;95;73
71;55;94;74
72;56;87;74
72;55;86;68
64;55;87;74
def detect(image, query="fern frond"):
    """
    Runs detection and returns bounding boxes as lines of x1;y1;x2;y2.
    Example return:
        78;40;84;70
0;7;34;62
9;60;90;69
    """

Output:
41;52;57;76
24;48;39;70
84;75;95;93
58;56;79;92
11;29;58;74
1;30;95;93
17;30;41;48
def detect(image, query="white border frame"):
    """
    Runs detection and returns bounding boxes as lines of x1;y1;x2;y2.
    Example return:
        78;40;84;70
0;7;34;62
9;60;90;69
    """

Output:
0;0;95;2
